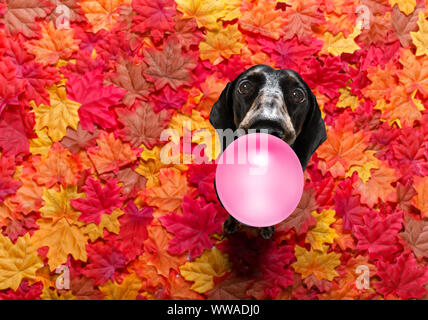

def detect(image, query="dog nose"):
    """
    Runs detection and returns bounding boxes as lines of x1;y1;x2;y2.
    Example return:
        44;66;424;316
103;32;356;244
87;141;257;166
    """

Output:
249;119;286;140
267;128;285;139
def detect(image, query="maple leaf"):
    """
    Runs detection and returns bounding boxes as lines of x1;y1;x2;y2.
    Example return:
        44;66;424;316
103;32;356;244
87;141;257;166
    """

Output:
159;196;221;259
356;12;391;47
400;217;428;259
0;234;43;290
172;13;204;51
81;243;127;285
2;0;52;38
322;27;361;56
87;131;139;175
66;69;126;132
305;209;338;251
80;0;131;32
150;85;188;112
239;0;287;40
413;176;428;217
33;142;80;188
60;123;99;154
383;86;423;127
31;217;88;271
69;275;102;300
142;37;197;90
32;85;81;142
355;164;399;207
105;55;153;106
187;163;217;202
179;247;231;293
411;10;428;56
40;287;76;300
70;176;124;224
390;0;417;15
317;113;371;178
132;0;175;40
292;245;341;281
99;273;142;300
375;252;428;299
40;185;83;225
398;48;428;98
0;57;26;112
114;167;147;198
282;0;325;44
199;22;244;65
353;209;403;259
24;21;80;66
0;157;21;203
206;272;254;300
141;167;197;215
167;269;204;300
116;102;171;149
48;0;87;24
391;4;421;47
0;281;43;300
114;201;153;260
0;105;34;158
276;187;317;235
175;0;224;30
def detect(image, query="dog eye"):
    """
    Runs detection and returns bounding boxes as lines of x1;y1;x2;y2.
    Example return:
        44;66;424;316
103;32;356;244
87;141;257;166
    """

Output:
238;81;253;95
290;88;305;103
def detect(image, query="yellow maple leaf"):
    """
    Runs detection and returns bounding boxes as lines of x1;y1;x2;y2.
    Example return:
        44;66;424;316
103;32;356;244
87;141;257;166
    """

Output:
83;208;124;242
292;245;341;281
32;85;81;142
322;26;361;56
346;150;380;183
389;0;416;15
411;10;428;56
29;128;53;158
219;0;242;21
41;287;76;300
0;234;43;290
100;273;142;300
306;210;338;251
40;185;84;225
24;21;80;66
336;87;361;111
179;247;231;293
31;218;88;271
81;0;131;33
199;23;244;65
176;0;225;30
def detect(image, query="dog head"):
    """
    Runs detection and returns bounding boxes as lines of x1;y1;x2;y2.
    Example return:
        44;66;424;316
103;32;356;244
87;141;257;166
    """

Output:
209;64;327;170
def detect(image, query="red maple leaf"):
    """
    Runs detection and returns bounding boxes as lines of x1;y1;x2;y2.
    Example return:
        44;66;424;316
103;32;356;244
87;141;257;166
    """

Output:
115;201;153;260
159;195;221;259
0;281;42;300
149;86;188;112
81;243;127;285
0;57;26;113
187;163;218;203
259;243;294;290
353;209;403;260
66;69;126;132
70;177;124;224
142;37;197;90
0;156;22;202
375;252;428;299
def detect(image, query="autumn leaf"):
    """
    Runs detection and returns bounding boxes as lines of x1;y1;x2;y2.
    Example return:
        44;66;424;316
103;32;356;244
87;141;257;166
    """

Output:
413;176;428;217
141;168;197;215
0;234;43;290
60;123;99;154
400;217;428;258
31;218;88;271
116;102;171;149
322;26;361;56
199;23;244;65
411;10;428;56
99;273;142;300
292;245;341;281
87;131;139;175
80;0;131;32
142;37;197;90
159;196;221;259
305;210;338;251
175;0;224;30
398;48;428;98
389;0;416;15
206;272;254;300
70;176;124;224
24;21;80;66
2;0;52;38
355;164;399;207
391;4;421;47
179;247;231;293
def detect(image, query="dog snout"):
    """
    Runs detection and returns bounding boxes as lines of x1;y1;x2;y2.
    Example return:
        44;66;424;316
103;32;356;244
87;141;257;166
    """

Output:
249;119;286;139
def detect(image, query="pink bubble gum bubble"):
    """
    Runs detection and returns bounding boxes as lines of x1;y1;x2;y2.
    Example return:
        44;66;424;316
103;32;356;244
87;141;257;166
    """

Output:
215;133;304;227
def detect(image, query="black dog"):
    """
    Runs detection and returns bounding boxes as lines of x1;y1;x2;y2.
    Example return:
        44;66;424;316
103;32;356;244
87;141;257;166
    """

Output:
209;64;327;239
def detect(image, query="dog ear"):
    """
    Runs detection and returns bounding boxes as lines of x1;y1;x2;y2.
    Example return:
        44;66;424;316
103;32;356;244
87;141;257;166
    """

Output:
209;81;236;130
292;90;327;170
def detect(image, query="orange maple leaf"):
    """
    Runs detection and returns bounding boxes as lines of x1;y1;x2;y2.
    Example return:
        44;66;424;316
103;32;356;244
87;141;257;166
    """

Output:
195;75;228;118
141;225;188;277
141;168;197;216
317;113;372;178
24;21;80;66
239;0;287;40
87;131;139;175
383;87;423;127
398;49;428;98
363;62;398;102
355;164;399;207
33;142;81;189
413;176;428;218
167;269;204;300
80;0;131;33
